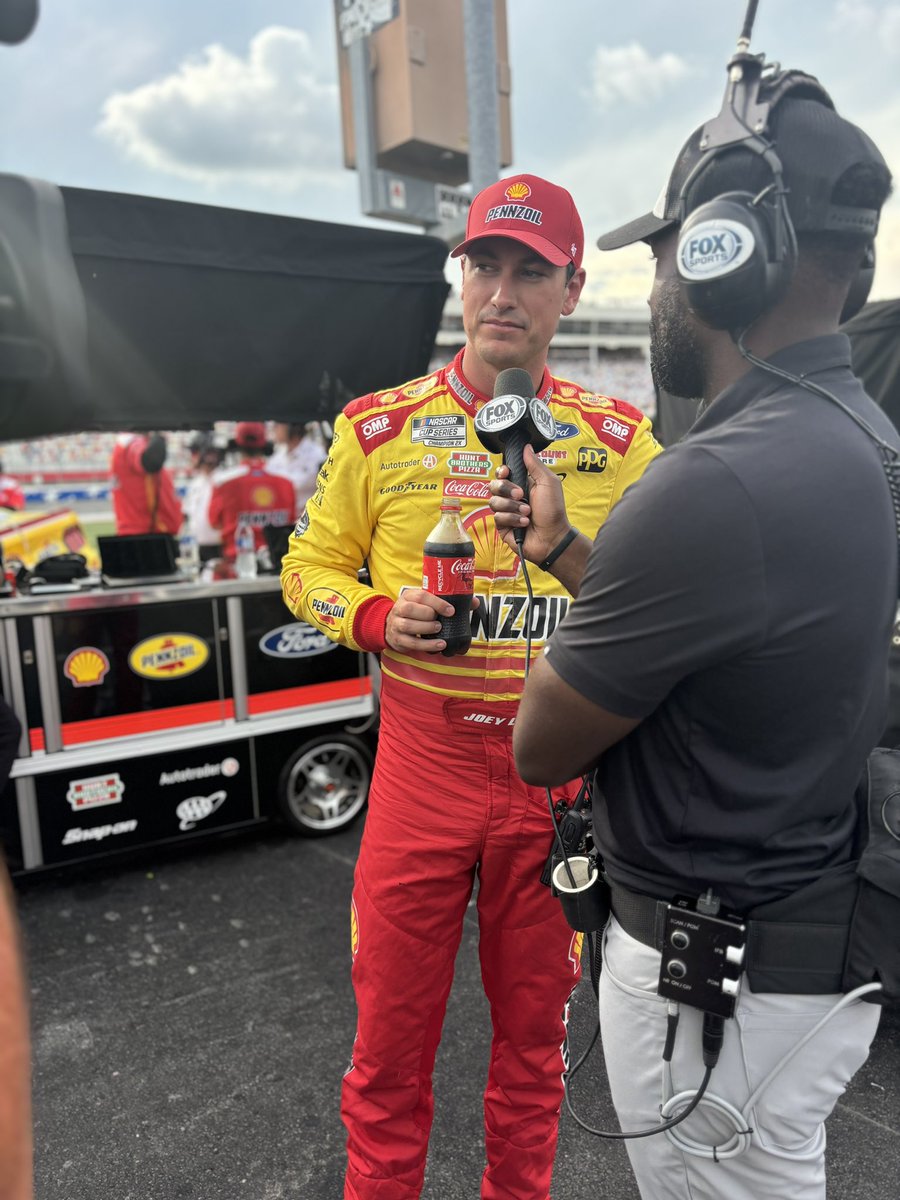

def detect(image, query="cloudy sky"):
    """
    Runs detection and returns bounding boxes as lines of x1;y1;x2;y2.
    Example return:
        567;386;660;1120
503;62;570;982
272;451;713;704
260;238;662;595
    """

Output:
1;0;898;307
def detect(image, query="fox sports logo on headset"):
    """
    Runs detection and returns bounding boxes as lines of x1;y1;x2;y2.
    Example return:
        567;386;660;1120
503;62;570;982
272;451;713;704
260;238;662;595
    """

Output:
678;218;755;280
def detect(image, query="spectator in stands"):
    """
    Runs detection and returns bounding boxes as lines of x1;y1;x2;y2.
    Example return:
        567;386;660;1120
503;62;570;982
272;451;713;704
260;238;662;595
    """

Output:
208;422;295;561
183;433;224;563
268;422;326;513
0;459;25;511
110;432;182;536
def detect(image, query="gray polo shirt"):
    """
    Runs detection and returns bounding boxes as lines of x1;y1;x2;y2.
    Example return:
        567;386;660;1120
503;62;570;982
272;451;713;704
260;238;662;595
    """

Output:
546;335;899;910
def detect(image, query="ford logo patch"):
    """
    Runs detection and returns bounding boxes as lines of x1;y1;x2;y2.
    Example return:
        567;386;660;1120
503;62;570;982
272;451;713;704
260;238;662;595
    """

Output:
259;623;336;658
553;421;579;440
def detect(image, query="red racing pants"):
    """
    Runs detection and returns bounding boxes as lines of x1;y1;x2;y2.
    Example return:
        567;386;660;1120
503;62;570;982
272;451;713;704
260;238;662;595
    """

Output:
341;679;583;1200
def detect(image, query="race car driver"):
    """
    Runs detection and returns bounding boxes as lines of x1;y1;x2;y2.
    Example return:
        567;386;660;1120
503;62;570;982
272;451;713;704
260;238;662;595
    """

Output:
281;173;661;1200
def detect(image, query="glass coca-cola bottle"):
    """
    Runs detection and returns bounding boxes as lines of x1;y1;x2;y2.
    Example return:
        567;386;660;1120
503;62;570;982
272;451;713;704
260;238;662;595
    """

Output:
423;496;475;657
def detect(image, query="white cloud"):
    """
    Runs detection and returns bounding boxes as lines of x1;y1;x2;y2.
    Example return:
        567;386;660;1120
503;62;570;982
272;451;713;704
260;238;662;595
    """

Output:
96;26;343;190
588;42;689;110
829;1;900;52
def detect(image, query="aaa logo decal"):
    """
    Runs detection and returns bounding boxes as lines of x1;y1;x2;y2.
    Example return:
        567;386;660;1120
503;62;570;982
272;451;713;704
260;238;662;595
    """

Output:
64;646;110;688
128;634;210;680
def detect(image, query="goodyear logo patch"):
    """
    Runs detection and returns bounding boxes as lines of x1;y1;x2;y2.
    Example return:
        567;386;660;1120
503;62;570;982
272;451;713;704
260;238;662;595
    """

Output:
128;634;210;680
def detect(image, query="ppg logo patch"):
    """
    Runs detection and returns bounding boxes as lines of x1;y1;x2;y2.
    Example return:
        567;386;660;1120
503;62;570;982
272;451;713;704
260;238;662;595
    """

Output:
678;219;754;280
577;447;608;473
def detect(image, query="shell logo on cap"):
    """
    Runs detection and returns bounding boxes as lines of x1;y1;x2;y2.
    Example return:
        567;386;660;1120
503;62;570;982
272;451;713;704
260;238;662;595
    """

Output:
505;181;531;202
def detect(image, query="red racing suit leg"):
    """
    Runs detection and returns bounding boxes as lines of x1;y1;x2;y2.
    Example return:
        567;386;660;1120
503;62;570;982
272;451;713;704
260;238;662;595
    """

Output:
341;687;581;1200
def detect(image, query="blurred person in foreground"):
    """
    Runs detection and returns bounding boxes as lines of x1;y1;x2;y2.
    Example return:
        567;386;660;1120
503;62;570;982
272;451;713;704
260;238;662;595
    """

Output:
0;697;32;1199
490;70;895;1200
281;173;661;1199
182;433;224;563
208;422;295;562
109;432;182;536
268;422;326;514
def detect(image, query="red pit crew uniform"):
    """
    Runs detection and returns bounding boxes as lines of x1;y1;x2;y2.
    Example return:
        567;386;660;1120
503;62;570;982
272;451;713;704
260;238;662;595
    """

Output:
110;435;182;535
282;350;660;1200
208;460;296;559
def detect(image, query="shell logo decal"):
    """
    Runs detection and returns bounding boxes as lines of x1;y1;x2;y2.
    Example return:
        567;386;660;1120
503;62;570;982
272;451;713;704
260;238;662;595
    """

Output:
251;485;275;507
128;634;210;680
506;181;531;202
350;898;359;958
64;646;110;688
568;931;584;975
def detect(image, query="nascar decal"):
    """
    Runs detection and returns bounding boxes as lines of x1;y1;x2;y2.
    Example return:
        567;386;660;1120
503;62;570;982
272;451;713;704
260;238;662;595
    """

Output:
307;588;350;629
64;646;110;688
128;634;210;680
471;592;570;641
448;451;492;478
176;790;227;832
410;414;466;448
350;897;360;958
577;447;608;474
67;772;124;811
259;623;336;658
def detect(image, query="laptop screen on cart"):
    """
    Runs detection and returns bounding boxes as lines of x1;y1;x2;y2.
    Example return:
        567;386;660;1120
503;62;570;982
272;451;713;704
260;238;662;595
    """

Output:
98;533;182;586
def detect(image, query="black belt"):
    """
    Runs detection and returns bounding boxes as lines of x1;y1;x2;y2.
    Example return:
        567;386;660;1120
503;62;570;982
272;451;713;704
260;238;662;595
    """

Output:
608;880;850;995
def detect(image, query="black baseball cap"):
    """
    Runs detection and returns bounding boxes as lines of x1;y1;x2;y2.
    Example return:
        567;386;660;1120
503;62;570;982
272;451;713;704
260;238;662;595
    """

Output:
597;86;888;251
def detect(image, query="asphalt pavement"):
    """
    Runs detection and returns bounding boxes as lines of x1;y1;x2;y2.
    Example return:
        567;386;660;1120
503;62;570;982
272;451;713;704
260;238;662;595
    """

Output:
13;821;900;1200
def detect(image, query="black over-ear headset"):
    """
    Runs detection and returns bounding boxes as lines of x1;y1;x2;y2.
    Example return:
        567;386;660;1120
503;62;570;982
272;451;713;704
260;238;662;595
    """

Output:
675;57;878;334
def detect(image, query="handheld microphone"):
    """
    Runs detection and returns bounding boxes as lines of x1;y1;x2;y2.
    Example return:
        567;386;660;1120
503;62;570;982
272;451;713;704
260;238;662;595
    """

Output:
474;368;555;548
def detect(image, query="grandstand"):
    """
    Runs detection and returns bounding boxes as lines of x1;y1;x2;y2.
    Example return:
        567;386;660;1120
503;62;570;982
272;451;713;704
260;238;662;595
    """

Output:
1;301;654;496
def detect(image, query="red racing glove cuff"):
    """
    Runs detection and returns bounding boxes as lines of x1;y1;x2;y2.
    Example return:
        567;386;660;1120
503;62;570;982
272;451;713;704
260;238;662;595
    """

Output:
352;594;394;653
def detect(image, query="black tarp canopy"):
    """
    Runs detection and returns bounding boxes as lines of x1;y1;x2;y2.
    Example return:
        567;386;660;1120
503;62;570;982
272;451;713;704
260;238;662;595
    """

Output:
0;184;450;439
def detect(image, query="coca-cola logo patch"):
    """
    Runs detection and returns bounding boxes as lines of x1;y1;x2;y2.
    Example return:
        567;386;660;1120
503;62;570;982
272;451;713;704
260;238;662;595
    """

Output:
443;478;491;500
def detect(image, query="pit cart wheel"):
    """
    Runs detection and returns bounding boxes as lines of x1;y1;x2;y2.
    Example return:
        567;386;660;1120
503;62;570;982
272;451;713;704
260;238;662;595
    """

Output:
276;733;373;837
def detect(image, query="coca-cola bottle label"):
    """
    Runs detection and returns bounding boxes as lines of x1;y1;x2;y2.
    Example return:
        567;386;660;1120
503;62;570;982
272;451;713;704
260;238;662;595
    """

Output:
423;554;474;595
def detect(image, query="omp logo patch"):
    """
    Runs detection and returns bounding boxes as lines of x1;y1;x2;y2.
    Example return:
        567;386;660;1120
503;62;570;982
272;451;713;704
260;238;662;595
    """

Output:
361;416;390;439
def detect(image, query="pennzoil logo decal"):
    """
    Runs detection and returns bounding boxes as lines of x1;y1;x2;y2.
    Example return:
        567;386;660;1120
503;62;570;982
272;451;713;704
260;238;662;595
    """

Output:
308;588;349;629
128;634;210;680
64;646;110;688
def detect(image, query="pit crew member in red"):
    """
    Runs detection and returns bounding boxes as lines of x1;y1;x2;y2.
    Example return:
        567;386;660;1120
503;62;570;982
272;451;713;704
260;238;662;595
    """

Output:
208;422;296;560
281;173;661;1200
110;432;182;535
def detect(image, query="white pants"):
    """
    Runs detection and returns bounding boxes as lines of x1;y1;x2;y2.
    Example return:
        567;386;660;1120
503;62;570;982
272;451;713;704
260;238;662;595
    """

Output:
597;916;881;1200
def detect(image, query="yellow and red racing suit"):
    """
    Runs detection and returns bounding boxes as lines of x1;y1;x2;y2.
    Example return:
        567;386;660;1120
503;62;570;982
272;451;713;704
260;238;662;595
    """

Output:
281;349;661;1200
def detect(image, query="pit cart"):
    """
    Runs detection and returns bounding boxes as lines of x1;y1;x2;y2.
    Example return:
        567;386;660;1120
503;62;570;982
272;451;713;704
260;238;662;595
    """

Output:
0;575;376;874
